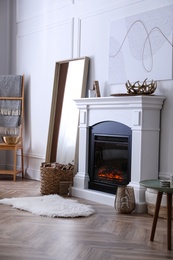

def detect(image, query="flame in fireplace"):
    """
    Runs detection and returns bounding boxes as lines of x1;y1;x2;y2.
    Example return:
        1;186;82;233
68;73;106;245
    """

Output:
98;172;124;180
97;166;125;181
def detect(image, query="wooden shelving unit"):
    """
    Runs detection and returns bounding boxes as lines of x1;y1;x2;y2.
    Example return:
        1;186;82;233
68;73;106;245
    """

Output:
0;75;24;181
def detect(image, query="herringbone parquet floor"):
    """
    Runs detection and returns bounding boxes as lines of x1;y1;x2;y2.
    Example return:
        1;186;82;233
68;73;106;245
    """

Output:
0;176;172;260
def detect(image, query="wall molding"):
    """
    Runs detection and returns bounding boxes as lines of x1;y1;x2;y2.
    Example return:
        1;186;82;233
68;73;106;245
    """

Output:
16;0;73;23
25;167;41;181
22;152;45;161
77;0;143;21
17;18;74;38
159;171;173;179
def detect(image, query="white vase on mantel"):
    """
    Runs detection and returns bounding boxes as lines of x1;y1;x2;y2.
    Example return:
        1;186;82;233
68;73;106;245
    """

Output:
145;188;173;219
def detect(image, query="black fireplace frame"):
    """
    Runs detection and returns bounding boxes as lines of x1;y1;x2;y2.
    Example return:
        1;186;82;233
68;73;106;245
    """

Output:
88;121;132;194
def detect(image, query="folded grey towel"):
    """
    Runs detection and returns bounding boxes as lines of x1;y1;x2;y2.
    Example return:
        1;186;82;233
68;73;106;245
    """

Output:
0;75;22;97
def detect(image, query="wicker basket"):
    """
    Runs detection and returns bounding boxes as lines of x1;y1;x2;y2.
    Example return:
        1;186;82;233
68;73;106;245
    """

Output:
146;189;173;219
40;162;74;195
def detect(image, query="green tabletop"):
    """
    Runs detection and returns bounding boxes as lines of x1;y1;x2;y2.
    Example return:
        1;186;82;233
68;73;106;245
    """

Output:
140;179;173;193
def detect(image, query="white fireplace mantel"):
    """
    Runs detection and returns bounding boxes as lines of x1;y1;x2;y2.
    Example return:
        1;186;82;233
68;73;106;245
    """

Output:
71;95;165;213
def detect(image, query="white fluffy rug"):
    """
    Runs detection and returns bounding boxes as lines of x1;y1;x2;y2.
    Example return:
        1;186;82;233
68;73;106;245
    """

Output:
0;195;95;218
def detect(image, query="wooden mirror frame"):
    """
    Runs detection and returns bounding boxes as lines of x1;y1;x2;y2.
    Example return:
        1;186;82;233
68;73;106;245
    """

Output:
45;57;89;164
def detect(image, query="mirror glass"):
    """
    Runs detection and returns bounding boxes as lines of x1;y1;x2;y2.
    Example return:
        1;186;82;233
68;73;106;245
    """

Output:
45;57;89;167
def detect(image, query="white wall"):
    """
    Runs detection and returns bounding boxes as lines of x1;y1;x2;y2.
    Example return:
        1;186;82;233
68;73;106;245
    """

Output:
0;0;10;74
2;0;173;180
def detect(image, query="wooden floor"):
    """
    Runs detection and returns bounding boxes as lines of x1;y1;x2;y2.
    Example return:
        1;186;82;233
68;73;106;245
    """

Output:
0;176;172;260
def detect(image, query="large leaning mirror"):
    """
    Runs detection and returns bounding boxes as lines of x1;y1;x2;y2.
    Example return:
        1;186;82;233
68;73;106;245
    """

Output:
45;57;89;168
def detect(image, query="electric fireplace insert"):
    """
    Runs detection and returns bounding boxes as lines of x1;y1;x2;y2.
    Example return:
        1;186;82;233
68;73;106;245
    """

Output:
88;121;132;194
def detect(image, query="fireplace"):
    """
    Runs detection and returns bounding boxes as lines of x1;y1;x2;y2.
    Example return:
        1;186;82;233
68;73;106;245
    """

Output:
71;96;165;213
88;121;132;194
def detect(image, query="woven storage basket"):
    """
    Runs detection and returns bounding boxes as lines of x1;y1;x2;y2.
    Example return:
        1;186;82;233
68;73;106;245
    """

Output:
145;189;173;219
40;163;74;195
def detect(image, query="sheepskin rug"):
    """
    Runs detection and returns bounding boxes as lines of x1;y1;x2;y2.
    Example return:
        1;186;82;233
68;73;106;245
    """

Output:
0;194;95;218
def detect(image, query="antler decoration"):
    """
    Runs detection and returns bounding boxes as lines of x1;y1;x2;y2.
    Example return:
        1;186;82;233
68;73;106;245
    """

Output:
126;78;157;95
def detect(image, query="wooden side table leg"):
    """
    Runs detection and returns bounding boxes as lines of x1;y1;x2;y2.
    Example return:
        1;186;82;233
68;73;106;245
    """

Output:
167;193;172;250
150;191;163;241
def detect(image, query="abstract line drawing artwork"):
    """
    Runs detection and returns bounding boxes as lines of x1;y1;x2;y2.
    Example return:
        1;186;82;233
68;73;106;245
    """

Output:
108;5;173;84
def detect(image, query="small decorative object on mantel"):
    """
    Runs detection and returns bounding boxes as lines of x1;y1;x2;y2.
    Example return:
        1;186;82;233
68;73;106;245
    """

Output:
40;162;74;196
126;78;157;95
114;186;135;214
88;89;96;98
93;80;101;97
88;80;101;97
